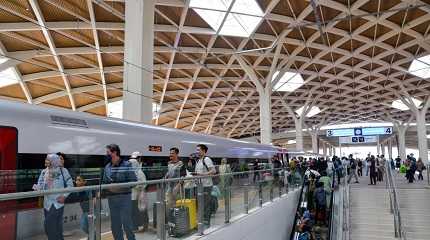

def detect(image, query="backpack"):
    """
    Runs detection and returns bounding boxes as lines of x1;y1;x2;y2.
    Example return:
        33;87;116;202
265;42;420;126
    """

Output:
298;232;310;240
202;157;220;185
350;160;356;169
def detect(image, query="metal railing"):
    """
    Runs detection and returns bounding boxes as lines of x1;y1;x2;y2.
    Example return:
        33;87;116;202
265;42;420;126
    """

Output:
385;162;407;240
0;168;296;240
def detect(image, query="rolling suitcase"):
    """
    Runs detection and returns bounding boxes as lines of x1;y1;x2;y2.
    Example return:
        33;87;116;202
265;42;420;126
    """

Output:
176;198;197;229
168;185;191;236
168;206;190;237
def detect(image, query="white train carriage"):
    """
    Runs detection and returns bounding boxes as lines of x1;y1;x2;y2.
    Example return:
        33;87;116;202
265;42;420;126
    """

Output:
0;99;290;239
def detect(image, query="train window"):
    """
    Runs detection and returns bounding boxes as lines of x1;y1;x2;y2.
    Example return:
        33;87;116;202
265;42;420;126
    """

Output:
0;127;17;171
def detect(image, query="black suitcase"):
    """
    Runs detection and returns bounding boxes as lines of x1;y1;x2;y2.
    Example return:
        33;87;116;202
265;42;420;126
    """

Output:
168;206;190;237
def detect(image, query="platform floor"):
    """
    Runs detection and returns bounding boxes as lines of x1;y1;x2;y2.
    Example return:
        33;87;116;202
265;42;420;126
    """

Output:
26;181;288;240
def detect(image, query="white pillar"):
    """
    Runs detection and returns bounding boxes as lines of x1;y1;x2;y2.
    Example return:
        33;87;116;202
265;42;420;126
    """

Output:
416;112;428;162
259;88;272;144
322;142;327;156
396;125;408;161
329;145;333;157
310;129;319;154
122;0;154;124
381;144;386;156
295;118;304;152
388;139;393;160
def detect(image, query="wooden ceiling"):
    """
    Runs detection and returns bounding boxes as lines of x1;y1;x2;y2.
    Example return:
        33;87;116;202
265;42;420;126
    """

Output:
0;0;430;139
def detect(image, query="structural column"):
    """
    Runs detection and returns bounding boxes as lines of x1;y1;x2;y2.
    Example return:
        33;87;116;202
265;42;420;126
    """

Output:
416;111;428;162
397;95;430;162
388;138;393;160
328;145;333;157
310;129;319;154
259;87;272;144
122;0;154;124
322;142;327;156
381;144;386;156
397;125;408;161
295;118;304;152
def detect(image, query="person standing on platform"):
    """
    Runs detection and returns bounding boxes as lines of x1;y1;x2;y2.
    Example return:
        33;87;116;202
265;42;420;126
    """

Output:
417;158;425;181
347;155;359;184
129;151;148;232
103;144;136;240
165;147;186;209
395;156;401;171
193;144;216;228
34;153;73;240
357;159;363;177
253;159;261;183
369;155;377;185
219;158;233;198
365;154;371;176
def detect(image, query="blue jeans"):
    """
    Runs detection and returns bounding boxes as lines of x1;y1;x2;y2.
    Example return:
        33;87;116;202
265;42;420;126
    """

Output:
108;194;136;240
80;212;89;234
44;206;64;240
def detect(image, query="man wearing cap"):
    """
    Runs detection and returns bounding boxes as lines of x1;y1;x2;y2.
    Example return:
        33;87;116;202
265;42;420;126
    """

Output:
103;144;137;240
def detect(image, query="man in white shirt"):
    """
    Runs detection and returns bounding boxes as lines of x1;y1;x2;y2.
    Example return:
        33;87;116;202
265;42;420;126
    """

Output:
193;144;216;227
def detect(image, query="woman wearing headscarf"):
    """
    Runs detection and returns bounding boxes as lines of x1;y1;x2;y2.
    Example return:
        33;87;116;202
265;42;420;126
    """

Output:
33;153;73;240
219;158;233;198
129;152;148;232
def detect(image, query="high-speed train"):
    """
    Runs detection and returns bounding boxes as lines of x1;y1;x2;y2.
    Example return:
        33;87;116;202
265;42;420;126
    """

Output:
0;99;291;239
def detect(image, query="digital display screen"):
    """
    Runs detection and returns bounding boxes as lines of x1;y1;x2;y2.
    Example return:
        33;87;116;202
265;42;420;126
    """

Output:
326;128;355;137
148;145;162;152
327;127;392;137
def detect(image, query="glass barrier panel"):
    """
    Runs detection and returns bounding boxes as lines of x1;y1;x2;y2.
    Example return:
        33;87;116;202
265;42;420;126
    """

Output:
229;171;247;220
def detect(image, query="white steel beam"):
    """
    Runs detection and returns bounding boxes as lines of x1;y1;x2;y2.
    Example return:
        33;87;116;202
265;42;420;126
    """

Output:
29;0;76;110
87;0;108;113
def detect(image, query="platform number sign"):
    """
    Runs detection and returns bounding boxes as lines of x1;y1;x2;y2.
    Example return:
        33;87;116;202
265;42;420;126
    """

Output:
327;129;333;137
385;127;391;134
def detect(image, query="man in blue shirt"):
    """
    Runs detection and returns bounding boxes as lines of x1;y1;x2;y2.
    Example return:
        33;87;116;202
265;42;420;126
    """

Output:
103;144;137;240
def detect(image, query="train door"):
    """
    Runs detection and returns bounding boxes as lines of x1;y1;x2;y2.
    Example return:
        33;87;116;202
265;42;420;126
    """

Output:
0;126;18;240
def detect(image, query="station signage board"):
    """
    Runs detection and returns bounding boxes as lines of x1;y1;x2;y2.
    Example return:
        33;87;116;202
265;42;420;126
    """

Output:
339;135;378;144
326;127;392;137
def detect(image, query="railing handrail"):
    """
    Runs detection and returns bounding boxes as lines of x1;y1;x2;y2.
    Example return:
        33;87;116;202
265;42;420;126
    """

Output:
0;168;285;201
385;161;407;240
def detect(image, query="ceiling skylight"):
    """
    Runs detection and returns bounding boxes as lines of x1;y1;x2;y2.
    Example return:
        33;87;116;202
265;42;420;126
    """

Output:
108;100;160;120
272;71;304;92
190;0;263;37
391;98;422;111
295;106;321;118
0;57;18;88
408;55;430;79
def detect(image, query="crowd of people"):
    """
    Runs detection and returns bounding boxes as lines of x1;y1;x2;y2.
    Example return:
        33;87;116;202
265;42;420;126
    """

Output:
33;143;226;240
32;146;428;240
287;156;333;240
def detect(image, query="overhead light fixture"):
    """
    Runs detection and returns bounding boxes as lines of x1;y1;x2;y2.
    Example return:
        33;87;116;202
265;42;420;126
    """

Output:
0;57;18;88
391;98;422;111
190;0;264;37
272;71;304;92
295;106;321;118
287;140;296;144
107;100;160;120
408;55;430;79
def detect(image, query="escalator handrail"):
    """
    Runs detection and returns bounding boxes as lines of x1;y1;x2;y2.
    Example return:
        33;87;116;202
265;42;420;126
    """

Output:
327;168;336;240
289;173;308;240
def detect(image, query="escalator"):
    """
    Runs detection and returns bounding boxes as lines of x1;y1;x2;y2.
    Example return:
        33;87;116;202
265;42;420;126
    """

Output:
289;171;336;240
